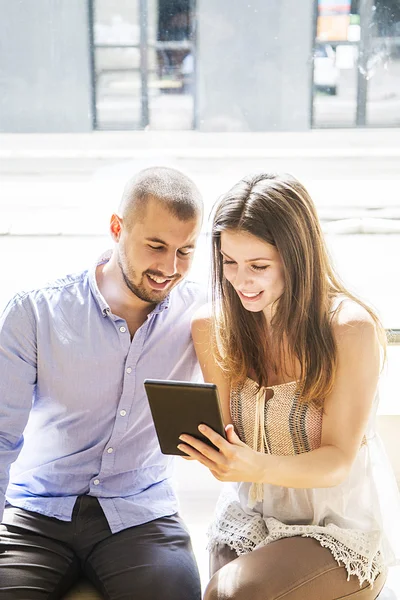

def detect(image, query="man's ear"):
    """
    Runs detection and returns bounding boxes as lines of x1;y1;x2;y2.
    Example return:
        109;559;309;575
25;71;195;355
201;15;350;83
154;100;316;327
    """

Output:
110;214;123;242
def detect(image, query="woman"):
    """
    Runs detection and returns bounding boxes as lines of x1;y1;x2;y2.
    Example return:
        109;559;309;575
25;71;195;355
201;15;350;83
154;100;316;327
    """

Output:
178;173;400;599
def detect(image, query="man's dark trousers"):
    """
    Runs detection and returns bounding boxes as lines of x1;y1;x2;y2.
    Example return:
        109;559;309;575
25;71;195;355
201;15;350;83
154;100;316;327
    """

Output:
0;495;201;600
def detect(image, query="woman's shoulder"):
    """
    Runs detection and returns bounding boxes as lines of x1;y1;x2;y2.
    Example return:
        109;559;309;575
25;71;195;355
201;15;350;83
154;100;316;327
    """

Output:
191;303;212;325
191;303;214;341
330;296;378;346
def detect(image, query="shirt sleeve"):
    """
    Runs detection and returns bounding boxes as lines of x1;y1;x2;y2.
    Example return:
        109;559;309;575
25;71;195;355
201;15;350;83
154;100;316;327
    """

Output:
0;294;37;519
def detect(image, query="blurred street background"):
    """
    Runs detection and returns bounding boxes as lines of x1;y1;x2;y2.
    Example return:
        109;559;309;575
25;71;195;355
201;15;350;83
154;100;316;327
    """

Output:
1;0;400;596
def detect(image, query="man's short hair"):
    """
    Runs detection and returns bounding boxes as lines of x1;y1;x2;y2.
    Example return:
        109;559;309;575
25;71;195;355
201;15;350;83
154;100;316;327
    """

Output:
119;166;203;226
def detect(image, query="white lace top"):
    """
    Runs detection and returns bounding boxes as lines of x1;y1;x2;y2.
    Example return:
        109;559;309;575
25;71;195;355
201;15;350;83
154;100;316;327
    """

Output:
207;378;400;587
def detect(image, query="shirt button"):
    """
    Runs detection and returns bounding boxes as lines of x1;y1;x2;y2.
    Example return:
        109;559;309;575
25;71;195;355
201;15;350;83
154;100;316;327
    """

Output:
120;410;127;417
93;479;100;485
107;447;113;454
119;326;126;333
126;367;132;374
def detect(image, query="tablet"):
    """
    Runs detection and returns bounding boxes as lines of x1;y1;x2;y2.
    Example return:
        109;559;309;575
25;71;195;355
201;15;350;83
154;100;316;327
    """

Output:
144;379;226;456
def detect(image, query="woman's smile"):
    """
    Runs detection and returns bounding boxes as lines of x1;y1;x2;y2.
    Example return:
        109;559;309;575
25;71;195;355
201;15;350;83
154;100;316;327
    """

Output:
237;290;264;302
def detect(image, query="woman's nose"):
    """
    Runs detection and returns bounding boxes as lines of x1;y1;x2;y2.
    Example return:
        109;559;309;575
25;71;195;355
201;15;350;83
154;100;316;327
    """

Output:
234;267;253;288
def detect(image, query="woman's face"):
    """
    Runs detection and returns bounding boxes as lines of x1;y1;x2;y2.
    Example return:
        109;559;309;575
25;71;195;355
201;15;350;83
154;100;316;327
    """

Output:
220;230;285;321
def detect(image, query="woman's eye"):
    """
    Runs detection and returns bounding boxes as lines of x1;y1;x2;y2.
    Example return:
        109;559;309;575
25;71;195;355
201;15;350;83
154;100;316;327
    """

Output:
251;265;268;271
222;260;235;266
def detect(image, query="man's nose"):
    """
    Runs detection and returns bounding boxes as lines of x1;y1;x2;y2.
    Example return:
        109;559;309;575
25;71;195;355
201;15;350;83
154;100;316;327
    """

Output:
159;252;178;276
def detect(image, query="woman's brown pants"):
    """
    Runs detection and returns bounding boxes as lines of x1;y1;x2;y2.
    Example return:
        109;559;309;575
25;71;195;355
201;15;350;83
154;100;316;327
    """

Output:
205;537;386;600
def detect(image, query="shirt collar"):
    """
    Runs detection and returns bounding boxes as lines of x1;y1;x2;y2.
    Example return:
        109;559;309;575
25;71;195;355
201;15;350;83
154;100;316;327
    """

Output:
89;250;171;317
89;250;111;317
151;294;170;314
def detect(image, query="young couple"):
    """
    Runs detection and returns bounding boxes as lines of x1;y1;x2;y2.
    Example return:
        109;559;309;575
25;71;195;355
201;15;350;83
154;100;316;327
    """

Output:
0;167;399;600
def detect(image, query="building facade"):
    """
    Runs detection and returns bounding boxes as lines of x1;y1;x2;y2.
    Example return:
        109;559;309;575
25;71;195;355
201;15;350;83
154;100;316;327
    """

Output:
0;0;398;132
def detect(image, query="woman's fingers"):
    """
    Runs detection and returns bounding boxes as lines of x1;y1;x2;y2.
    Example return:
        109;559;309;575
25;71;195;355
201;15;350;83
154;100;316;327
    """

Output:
177;442;219;470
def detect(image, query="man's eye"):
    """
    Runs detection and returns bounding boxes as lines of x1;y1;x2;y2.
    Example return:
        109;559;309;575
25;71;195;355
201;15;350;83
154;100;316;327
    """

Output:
178;249;192;257
149;245;163;251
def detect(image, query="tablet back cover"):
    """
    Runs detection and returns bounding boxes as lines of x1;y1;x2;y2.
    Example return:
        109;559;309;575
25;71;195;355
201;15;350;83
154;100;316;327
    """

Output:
144;380;225;455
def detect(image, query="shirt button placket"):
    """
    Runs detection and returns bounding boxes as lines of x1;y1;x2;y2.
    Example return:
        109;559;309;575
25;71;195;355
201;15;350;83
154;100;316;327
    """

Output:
117;323;145;429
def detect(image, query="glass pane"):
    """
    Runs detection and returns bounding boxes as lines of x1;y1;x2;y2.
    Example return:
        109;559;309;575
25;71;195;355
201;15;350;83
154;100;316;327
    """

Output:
313;1;358;127
93;0;194;130
313;0;400;128
95;47;142;129
367;1;400;126
94;0;140;44
313;42;360;127
151;0;194;129
94;0;141;129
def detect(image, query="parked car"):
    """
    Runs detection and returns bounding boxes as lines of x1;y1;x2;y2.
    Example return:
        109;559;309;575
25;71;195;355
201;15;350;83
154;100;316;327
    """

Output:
314;43;339;95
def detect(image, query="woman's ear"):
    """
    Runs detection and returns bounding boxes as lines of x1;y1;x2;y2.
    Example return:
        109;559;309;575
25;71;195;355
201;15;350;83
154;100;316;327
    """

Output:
110;213;123;242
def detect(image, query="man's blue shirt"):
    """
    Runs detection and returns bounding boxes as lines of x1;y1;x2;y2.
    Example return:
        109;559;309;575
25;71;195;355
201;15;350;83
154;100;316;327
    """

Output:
0;255;205;533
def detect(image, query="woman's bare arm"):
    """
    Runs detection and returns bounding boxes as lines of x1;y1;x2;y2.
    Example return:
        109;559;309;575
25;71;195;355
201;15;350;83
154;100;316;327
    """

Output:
184;302;381;489
191;310;232;426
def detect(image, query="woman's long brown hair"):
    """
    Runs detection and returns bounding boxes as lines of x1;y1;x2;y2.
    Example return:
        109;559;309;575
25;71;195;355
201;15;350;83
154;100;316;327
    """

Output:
211;173;385;407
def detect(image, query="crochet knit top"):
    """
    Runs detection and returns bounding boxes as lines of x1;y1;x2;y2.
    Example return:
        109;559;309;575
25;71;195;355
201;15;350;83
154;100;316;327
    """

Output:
207;378;400;587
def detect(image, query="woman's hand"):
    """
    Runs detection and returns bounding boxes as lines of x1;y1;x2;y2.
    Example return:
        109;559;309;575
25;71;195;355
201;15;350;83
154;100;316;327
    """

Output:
178;424;265;483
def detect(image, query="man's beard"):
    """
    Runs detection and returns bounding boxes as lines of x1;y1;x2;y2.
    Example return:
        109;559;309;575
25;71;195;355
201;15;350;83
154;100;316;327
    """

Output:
118;256;180;304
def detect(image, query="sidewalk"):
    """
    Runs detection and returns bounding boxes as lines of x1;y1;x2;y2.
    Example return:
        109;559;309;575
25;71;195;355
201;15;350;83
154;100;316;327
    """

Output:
1;128;400;159
1;128;400;237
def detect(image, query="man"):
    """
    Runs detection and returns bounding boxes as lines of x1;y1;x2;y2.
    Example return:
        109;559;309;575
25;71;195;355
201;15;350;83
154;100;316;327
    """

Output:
0;167;205;599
